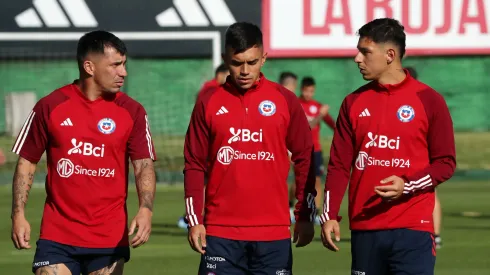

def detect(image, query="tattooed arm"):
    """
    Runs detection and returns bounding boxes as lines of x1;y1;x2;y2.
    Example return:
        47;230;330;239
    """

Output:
11;157;36;249
128;158;156;248
132;158;156;211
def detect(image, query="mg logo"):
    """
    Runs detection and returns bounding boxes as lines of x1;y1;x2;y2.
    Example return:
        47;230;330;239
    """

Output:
217;146;234;165
68;138;105;157
228;127;263;144
365;132;400;150
57;158;74;178
355;151;369;170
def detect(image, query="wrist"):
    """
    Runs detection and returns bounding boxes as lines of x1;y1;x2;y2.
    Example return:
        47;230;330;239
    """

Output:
138;206;153;215
11;211;25;220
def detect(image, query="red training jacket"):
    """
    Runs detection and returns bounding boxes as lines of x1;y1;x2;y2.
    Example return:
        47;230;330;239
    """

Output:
184;74;317;241
299;98;336;152
320;71;456;233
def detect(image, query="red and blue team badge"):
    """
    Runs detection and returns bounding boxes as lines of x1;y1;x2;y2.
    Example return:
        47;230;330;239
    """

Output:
397;105;415;122
258;100;276;116
97;118;116;134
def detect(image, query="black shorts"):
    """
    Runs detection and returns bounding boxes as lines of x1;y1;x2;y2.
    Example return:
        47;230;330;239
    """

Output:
351;229;436;275
198;235;292;275
32;239;130;274
313;151;325;177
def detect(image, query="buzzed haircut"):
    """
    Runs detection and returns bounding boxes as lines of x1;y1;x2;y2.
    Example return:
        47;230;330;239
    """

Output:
301;77;316;88
357;18;406;58
77;30;127;68
215;64;228;75
279;72;297;86
225;22;263;54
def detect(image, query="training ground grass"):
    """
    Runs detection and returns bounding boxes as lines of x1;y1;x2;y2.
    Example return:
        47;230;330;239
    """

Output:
0;180;489;274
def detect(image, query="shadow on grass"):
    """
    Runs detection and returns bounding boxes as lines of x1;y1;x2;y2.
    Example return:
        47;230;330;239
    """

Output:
151;222;188;237
445;212;490;220
445;226;490;231
314;237;351;243
152;230;188;237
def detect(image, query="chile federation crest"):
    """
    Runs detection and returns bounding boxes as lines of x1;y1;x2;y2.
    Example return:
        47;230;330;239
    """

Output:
397;105;415;123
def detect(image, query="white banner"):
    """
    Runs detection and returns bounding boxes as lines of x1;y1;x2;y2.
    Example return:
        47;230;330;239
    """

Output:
263;0;490;57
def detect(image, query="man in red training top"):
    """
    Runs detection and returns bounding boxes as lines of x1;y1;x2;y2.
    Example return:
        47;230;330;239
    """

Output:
296;76;335;224
11;30;157;275
320;18;455;275
184;22;316;274
196;63;229;100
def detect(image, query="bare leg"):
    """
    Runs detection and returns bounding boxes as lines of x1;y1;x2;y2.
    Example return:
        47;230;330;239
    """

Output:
289;183;296;207
36;264;72;275
433;191;442;248
314;176;322;213
89;259;125;275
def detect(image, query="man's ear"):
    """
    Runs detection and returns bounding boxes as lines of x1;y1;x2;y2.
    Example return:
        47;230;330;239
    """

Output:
261;52;268;67
386;48;396;64
83;60;95;76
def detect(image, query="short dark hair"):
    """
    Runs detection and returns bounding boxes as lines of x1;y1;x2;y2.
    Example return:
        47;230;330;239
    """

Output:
215;64;228;75
405;66;418;79
357;18;406;58
77;30;127;68
225;22;263;54
279;72;297;85
301;77;315;88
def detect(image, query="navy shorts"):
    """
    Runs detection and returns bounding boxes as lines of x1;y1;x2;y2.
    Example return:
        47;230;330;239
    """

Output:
313;151;324;177
198;235;292;275
351;229;436;275
32;239;130;274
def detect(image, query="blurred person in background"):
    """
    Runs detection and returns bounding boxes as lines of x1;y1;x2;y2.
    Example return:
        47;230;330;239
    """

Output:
278;71;301;223
406;66;443;249
183;22;316;274
178;63;230;229
279;71;298;93
294;77;336;225
196;63;229;100
320;18;455;274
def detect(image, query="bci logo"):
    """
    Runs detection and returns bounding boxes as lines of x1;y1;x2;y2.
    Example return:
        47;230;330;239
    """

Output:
365;132;400;150
228;127;263;144
68;138;105;157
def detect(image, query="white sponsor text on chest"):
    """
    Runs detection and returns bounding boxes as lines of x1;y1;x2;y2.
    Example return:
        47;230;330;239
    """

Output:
216;127;274;165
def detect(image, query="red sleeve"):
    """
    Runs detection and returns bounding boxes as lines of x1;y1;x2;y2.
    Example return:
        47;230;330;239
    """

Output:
183;91;212;227
319;94;357;224
127;105;157;161
323;113;336;130
280;87;317;222
11;102;48;163
402;89;456;194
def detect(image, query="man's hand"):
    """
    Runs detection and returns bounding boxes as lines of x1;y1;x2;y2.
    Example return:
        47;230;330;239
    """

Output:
321;220;340;252
375;175;405;201
188;224;207;254
11;215;31;250
319;104;330;117
129;208;152;248
293;221;314;248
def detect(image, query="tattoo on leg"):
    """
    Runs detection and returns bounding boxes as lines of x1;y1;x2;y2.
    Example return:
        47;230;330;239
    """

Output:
37;265;59;275
89;259;124;275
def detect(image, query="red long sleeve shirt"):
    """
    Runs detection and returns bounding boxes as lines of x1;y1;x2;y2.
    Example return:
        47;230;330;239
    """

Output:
184;74;317;241
299;98;336;152
320;71;456;233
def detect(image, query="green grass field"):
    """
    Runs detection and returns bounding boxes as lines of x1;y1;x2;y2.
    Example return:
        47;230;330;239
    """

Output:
0;180;489;274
